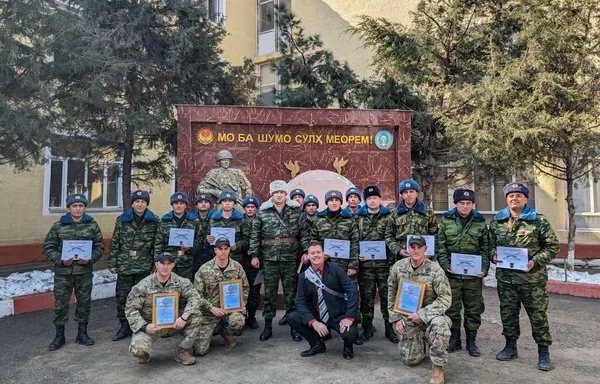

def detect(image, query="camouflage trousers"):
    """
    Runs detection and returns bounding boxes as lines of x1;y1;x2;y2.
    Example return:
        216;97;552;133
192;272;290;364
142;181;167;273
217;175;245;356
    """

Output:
447;278;484;331
358;264;390;322
497;279;551;345
53;273;93;325
192;247;214;277
174;254;194;283
262;260;297;319
129;315;201;355
193;312;245;355
396;316;451;366
115;273;148;321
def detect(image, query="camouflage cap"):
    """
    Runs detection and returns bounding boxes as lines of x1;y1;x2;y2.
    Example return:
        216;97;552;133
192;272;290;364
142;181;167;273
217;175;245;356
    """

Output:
66;193;88;207
214;237;231;248
399;178;421;194
130;190;150;205
408;235;427;247
269;180;288;195
155;252;177;263
218;190;237;203
170;192;189;205
290;188;305;199
503;182;529;198
453;188;475;203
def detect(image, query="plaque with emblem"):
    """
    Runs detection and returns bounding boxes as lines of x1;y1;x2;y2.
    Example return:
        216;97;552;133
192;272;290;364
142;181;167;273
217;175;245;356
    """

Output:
219;279;244;313
152;292;179;328
393;278;426;315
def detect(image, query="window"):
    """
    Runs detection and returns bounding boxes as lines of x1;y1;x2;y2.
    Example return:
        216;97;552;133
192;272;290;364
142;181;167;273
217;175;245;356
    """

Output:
206;0;225;23
572;171;600;229
257;0;290;55
259;64;278;105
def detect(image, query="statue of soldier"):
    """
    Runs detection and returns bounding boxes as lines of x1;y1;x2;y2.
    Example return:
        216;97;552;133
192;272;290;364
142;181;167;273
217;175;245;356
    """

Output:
196;150;253;205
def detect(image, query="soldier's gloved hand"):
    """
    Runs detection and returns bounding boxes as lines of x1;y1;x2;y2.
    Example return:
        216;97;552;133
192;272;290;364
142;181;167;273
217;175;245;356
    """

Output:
62;258;74;266
251;256;260;269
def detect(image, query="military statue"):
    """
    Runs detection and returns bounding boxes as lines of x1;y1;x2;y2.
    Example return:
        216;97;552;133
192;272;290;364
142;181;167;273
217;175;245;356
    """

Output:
196;150;253;205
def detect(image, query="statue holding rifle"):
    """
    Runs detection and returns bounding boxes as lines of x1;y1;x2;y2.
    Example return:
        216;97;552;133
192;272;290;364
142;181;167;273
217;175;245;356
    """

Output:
196;150;253;205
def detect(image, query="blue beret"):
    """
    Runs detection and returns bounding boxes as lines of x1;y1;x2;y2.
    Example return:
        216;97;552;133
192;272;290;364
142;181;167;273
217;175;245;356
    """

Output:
453;188;475;203
131;190;150;205
345;187;362;201
363;185;382;199
66;193;88;207
399;178;421;194
170;192;189;205
503;182;529;198
193;193;211;205
324;190;343;204
242;196;261;207
218;190;237;203
304;195;319;208
290;189;305;199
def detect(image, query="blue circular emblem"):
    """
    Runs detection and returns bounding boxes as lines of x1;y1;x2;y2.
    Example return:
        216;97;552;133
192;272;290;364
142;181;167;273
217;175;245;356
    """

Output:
374;130;393;150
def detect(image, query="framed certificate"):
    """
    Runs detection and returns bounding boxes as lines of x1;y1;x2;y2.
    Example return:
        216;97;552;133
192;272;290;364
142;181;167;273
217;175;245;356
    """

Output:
450;253;482;276
152;292;179;328
359;240;387;260
61;240;93;260
323;238;350;259
210;227;236;246
168;228;195;248
406;235;435;256
219;279;244;313
393;278;427;315
496;246;529;271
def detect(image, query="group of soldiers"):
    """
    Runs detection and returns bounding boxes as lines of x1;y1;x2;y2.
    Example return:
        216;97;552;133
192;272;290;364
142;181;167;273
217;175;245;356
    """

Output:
43;167;558;384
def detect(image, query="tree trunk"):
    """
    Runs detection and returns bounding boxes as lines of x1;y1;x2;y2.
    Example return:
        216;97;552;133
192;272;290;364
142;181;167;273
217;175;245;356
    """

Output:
120;127;135;213
565;172;576;271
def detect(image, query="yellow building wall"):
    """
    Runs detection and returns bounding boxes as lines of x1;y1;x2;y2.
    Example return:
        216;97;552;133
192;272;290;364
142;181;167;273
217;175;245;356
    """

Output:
220;0;257;65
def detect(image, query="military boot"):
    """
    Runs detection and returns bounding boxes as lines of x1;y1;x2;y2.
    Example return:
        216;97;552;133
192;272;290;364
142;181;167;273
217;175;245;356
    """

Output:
538;345;552;371
496;337;518;361
259;318;272;341
384;321;399;344
245;305;259;329
360;319;375;341
133;351;150;364
175;347;196;365
48;324;66;351
430;364;445;384
466;330;481;357
112;320;132;341
223;333;238;349
75;323;95;346
448;328;462;352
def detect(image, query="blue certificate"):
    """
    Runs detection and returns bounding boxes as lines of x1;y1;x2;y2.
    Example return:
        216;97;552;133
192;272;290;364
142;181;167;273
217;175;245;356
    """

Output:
168;228;195;247
359;241;387;260
152;293;179;328
219;280;243;313
393;278;426;315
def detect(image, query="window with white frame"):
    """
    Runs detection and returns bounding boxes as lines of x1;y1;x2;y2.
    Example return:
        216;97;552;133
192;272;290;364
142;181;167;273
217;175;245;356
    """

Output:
259;63;279;105
206;0;225;23
257;0;290;56
572;171;600;229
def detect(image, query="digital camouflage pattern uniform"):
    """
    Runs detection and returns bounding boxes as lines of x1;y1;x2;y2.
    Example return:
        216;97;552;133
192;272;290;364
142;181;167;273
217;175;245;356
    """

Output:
192;209;214;275
154;211;199;282
193;258;249;355
490;205;559;346
43;213;104;325
108;208;158;321
385;199;438;263
311;208;359;275
388;258;452;366
249;199;310;320
196;167;253;205
125;272;201;355
208;208;248;265
436;208;490;332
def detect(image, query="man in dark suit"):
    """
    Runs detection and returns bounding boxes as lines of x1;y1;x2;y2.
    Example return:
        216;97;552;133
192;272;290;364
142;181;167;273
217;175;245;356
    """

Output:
288;241;359;360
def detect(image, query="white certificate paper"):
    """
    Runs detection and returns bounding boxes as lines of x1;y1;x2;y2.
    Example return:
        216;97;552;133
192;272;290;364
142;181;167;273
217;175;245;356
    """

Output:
210;227;236;246
61;240;93;260
496;246;529;271
406;235;435;256
359;241;387;260
450;253;482;276
324;238;350;259
168;228;195;248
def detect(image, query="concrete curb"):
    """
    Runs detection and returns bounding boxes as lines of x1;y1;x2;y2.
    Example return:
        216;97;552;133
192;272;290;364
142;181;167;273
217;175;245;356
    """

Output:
547;280;600;299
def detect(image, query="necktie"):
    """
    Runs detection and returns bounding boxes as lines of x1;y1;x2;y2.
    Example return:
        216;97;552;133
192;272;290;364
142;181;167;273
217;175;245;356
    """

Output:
316;269;329;323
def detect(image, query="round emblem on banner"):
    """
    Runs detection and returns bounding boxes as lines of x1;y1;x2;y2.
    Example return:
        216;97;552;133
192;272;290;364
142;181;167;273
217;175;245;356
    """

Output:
196;128;214;145
374;130;393;150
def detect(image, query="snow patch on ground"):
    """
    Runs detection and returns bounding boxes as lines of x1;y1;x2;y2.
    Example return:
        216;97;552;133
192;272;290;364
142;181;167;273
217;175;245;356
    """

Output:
484;264;600;289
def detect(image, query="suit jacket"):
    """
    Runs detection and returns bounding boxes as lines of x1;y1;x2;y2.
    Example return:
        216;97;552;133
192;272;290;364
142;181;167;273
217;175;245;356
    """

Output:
295;261;358;325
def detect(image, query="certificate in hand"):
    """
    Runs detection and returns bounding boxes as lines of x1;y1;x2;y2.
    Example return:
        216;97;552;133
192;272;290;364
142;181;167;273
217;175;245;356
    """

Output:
219;279;243;313
61;240;93;260
210;227;236;246
359;240;387;260
406;235;435;256
152;292;179;328
393;278;426;315
168;228;195;248
323;238;350;259
496;246;529;271
450;253;482;276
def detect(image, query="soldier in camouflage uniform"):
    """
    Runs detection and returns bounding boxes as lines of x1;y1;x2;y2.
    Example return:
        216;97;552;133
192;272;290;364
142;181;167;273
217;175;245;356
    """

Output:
343;187;362;216
192;193;215;275
491;182;559;371
385;178;438;263
301;194;319;230
154;192;198;282
43;193;104;351
125;252;200;365
356;185;398;344
436;188;490;357
206;190;248;265
193;237;249;356
241;196;261;330
388;235;451;384
108;190;159;341
196;150;253;205
249;180;310;342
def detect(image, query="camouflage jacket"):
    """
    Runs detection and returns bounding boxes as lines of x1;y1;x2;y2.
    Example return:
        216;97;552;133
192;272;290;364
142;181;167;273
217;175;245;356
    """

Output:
108;208;158;275
301;211;318;230
125;272;201;333
356;205;393;268
311;208;359;270
196;167;253;203
193;209;214;257
387;258;451;325
385;199;438;262
249;199;310;262
193;257;249;318
242;215;257;257
208;209;248;264
490;205;559;284
154;211;199;270
436;208;491;280
43;213;104;275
